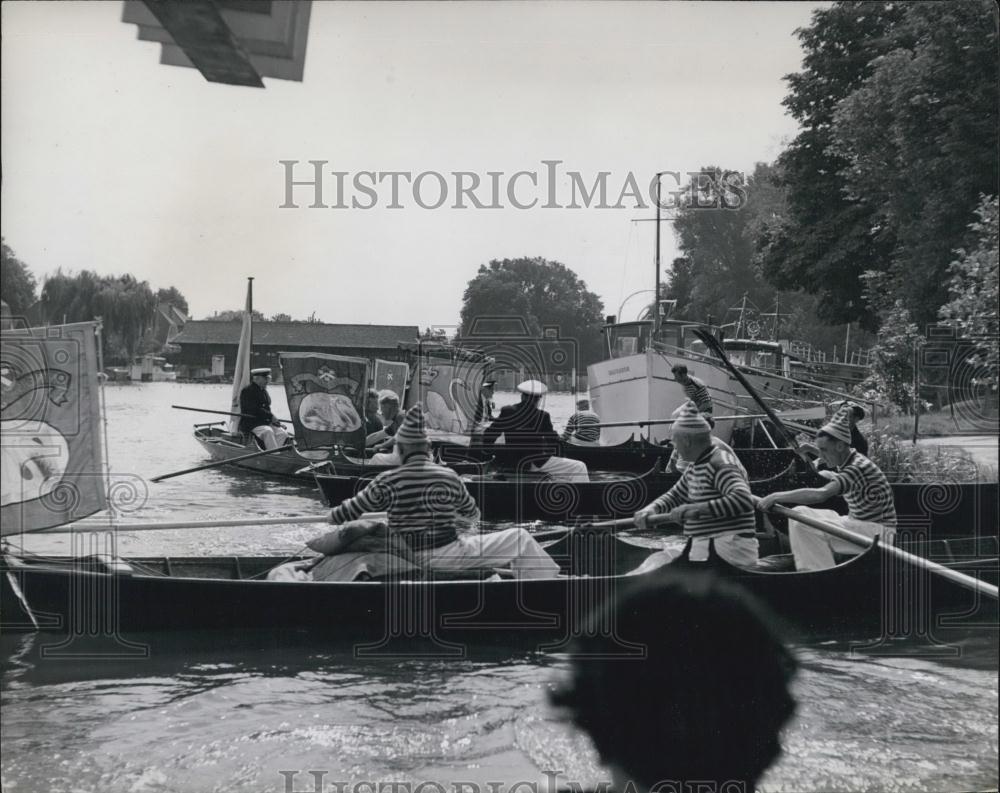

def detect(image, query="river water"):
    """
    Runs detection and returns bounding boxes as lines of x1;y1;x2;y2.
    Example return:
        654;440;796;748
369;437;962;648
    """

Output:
1;384;997;792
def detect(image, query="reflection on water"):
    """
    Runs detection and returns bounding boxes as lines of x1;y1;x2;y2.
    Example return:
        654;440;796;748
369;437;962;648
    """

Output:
2;385;998;792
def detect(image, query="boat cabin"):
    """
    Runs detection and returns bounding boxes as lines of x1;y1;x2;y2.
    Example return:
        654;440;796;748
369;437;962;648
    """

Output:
602;318;718;360
721;339;791;377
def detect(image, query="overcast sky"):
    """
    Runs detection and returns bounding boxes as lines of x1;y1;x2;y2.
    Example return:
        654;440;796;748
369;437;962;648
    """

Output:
2;1;823;328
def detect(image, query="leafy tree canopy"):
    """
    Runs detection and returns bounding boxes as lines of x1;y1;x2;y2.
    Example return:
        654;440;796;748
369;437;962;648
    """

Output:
830;0;999;327
939;195;999;391
204;309;266;322
1;239;38;315
156;286;189;316
459;257;605;366
40;270;158;363
760;0;998;330
758;1;906;329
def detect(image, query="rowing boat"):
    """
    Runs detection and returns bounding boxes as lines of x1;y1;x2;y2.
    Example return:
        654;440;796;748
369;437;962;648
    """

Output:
193;424;328;479
314;464;808;523
313;459;999;535
2;531;994;642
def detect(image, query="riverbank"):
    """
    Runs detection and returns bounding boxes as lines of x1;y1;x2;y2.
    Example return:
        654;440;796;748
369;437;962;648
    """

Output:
916;434;999;476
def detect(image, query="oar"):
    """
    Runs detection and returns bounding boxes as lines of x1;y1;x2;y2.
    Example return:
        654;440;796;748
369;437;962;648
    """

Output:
762;502;998;601
151;444;326;482
39;515;333;533
691;328;813;466
173;404;294;424
532;512;686;542
591;413;768;430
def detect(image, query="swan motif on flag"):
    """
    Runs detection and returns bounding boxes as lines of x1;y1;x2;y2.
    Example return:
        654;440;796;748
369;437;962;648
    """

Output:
0;362;73;508
419;366;473;433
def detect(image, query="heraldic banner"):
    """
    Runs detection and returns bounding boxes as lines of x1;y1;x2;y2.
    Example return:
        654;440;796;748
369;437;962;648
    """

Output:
405;352;485;436
280;353;370;451
1;321;107;534
373;359;409;401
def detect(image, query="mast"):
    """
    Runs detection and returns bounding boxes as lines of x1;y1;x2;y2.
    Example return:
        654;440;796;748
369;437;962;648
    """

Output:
654;174;662;335
248;276;254;351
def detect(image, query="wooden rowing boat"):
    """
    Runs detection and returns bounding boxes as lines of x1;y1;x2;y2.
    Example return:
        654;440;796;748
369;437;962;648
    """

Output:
313;463;813;523
193;425;327;479
192;426;486;480
2;532;994;641
314;461;998;537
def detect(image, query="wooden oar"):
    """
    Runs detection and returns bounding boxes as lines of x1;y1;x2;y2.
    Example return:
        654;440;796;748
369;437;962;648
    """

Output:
151;444;325;482
39;514;333;533
532;512;686;542
173;404;294;424
763;502;998;601
691;328;813;466
591;413;768;430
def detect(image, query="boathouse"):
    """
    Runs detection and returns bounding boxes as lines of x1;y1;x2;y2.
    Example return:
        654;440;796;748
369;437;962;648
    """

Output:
169;321;419;381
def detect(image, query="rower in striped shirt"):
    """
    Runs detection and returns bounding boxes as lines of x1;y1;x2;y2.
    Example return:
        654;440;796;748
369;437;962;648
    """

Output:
671;364;714;426
758;407;896;571
561;398;602;446
634;403;758;567
329;403;559;578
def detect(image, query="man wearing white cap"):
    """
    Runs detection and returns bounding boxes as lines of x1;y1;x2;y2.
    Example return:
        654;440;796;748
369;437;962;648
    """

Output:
238;368;290;450
329;404;560;578
758;407;896;571
482;379;589;482
634;403;758;567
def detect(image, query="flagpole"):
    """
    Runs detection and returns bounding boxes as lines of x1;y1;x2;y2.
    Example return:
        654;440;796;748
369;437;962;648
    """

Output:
94;318;114;532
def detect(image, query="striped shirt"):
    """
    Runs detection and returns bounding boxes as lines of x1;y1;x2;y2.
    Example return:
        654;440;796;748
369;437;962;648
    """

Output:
563;410;601;443
830;450;896;527
680;376;713;415
329;452;480;550
649;445;756;538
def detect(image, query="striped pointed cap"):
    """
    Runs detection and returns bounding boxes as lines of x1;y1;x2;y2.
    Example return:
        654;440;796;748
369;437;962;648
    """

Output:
395;403;428;444
671;401;711;436
819;407;853;445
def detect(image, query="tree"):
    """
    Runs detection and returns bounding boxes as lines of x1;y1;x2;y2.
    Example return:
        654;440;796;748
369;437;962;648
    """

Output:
156;286;189;315
830;0;999;327
270;313;293;322
667;165;780;325
855;271;922;413
459;257;605;366
758;2;906;328
40;270;158;363
1;239;38;315
939;195;999;393
204;309;266;322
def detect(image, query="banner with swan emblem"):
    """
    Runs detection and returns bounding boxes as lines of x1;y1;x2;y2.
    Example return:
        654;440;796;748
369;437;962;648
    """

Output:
1;321;106;534
280;353;370;451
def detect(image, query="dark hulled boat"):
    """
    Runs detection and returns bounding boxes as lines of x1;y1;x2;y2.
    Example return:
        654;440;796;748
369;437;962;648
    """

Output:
315;461;998;536
2;532;995;643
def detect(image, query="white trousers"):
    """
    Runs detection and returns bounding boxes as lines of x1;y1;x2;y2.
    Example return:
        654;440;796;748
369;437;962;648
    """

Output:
531;456;590;483
413;528;561;579
369;449;402;466
629;533;759;574
251;425;290;450
788;506;894;571
688;533;759;567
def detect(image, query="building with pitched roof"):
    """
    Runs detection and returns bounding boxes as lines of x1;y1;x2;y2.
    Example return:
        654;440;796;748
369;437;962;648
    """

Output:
169;320;419;380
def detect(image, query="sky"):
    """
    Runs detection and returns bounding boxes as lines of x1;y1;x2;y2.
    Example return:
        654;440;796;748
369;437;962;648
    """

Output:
1;1;824;329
